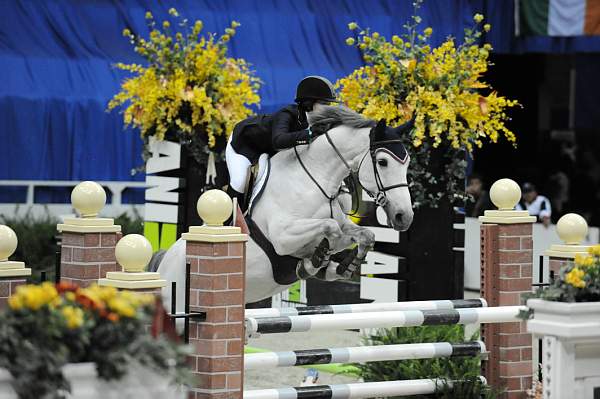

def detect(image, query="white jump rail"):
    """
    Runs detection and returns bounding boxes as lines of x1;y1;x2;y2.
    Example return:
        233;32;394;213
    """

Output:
246;306;526;335
244;341;485;370
245;298;487;318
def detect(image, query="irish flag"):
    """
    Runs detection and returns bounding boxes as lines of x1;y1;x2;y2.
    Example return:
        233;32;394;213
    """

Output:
516;0;600;36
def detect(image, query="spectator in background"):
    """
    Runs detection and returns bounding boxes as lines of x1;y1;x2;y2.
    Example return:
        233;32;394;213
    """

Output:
516;182;552;227
465;174;493;217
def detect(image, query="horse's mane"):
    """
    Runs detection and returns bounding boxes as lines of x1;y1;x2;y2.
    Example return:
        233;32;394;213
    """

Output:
310;105;376;129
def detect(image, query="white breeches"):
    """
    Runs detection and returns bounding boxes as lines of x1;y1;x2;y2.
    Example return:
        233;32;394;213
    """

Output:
225;138;251;193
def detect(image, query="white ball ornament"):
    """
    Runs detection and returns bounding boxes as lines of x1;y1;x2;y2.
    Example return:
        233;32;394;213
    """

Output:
71;181;107;218
197;190;233;226
115;234;153;273
0;225;18;261
489;178;521;210
556;213;588;245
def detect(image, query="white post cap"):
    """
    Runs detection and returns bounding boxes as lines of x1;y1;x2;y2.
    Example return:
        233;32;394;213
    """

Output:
197;189;233;227
71;181;107;218
479;178;536;224
115;234;153;273
0;225;17;261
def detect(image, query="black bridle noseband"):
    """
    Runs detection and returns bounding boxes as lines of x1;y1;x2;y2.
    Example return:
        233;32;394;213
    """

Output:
294;127;409;217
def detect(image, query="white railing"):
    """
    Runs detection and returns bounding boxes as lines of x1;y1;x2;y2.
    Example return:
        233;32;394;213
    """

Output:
0;180;146;219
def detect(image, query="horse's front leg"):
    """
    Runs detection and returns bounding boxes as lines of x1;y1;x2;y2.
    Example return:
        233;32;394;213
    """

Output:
336;222;376;276
270;218;344;257
269;218;344;279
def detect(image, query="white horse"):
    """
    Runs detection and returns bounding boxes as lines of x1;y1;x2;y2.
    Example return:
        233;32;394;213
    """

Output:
156;106;414;310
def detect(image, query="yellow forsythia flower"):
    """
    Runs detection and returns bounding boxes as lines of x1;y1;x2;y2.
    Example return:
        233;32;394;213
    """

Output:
346;37;355;45
474;14;484;23
424;27;433;36
109;15;260;149
348;22;358;30
484;24;491;32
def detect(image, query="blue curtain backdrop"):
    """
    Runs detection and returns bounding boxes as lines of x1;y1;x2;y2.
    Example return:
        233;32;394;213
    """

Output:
1;0;600;185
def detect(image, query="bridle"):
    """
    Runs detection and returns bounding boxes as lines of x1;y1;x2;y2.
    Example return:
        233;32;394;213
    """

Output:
293;126;409;217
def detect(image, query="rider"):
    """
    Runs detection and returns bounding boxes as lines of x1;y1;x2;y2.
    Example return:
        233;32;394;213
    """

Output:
225;75;338;210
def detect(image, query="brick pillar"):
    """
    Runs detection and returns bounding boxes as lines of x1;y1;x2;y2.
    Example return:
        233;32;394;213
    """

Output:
0;277;27;308
480;223;533;398
59;232;121;287
57;181;121;288
183;190;247;399
479;178;536;399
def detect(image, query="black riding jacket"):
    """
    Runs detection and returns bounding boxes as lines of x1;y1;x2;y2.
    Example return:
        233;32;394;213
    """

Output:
230;105;310;162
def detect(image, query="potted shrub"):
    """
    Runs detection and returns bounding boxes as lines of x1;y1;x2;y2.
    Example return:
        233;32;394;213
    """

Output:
0;282;189;398
524;246;600;398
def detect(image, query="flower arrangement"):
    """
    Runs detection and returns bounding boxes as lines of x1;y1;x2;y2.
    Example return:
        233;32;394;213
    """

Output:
338;1;519;207
527;246;600;303
0;282;189;398
109;8;261;166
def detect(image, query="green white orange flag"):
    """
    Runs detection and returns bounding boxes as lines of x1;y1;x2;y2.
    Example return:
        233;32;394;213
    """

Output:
516;0;600;36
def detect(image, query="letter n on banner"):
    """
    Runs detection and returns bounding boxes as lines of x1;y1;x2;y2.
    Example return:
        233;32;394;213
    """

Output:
144;138;185;251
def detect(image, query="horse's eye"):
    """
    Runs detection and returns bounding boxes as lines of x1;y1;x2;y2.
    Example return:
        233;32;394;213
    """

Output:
377;159;388;167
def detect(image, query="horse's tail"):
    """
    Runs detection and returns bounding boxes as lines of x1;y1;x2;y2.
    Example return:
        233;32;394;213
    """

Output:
147;250;167;272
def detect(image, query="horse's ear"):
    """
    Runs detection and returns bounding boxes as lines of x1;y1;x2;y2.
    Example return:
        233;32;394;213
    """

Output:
393;113;416;137
371;119;386;142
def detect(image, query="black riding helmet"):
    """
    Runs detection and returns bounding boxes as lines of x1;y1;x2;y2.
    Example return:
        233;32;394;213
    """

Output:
295;76;338;103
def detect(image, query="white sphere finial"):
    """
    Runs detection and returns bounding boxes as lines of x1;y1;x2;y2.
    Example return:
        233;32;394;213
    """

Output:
489;178;521;210
71;181;107;218
115;234;153;273
0;225;18;261
556;213;588;245
197;190;233;227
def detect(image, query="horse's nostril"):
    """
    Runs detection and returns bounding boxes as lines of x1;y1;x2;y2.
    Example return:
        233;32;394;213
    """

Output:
394;213;403;224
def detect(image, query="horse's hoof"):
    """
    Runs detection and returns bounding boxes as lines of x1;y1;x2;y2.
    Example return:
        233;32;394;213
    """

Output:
311;238;330;268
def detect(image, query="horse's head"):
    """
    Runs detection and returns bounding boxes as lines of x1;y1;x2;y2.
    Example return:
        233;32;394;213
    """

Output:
358;119;414;231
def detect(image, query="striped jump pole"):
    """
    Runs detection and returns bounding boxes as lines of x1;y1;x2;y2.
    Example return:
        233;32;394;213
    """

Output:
244;341;485;370
246;306;525;335
245;298;487;318
244;378;456;399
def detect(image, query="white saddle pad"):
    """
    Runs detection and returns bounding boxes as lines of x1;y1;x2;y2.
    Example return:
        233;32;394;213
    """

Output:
247;153;270;213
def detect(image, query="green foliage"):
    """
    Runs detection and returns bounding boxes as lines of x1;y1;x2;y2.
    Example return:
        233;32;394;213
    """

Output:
357;325;500;398
114;209;144;235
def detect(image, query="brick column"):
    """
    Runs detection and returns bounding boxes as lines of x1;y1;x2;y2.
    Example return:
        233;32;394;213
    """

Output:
183;190;247;399
481;223;533;398
57;182;121;288
479;178;536;399
0;225;31;309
